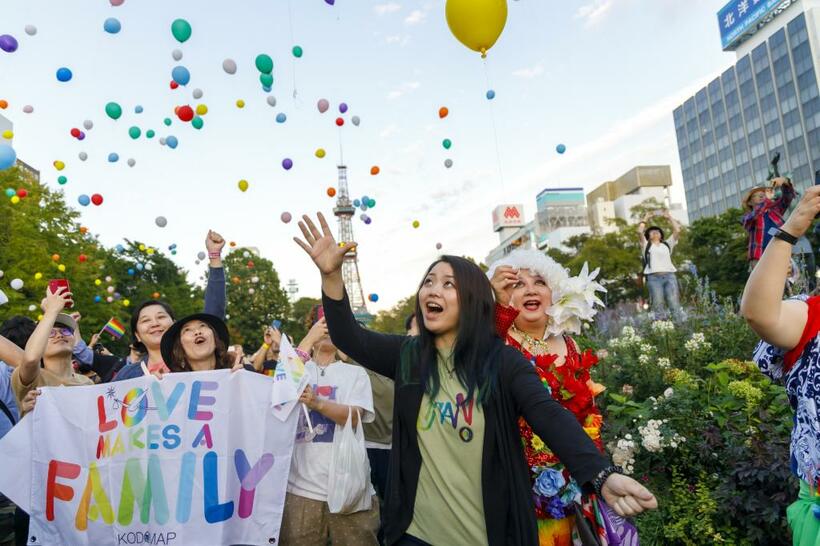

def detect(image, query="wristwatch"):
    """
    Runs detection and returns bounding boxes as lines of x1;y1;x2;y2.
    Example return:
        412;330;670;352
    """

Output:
768;226;798;245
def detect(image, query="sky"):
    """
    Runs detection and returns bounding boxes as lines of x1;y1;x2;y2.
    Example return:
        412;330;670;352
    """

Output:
0;0;739;313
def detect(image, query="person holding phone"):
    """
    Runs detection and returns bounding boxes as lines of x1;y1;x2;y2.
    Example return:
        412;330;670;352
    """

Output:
741;176;795;271
637;209;682;319
252;325;282;376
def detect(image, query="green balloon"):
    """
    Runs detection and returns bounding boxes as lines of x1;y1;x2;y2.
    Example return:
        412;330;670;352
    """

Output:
128;126;141;139
57;176;67;185
292;46;303;58
171;19;192;43
105;102;122;120
368;198;376;208
192;116;204;130
442;138;452;150
163;118;172;126
259;73;274;87
146;129;155;139
255;54;273;74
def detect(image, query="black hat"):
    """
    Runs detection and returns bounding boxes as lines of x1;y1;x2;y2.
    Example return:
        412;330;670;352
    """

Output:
160;313;230;370
645;226;665;240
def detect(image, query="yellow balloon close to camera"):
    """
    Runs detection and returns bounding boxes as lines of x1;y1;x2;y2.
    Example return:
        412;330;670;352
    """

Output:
445;0;508;58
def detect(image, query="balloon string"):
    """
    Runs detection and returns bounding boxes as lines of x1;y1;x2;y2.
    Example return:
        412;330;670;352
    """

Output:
338;126;345;165
483;58;505;191
288;0;298;100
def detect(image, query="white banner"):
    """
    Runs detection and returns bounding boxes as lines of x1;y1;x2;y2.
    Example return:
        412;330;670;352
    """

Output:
0;369;299;546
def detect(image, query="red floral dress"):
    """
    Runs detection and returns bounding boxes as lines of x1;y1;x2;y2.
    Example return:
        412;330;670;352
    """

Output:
496;303;606;546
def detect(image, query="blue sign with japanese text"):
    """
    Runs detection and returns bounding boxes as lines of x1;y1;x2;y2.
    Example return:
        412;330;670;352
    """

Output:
717;0;787;50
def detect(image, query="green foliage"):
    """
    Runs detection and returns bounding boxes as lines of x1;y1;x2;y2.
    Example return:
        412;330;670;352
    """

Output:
222;250;290;351
370;295;415;334
283;296;321;345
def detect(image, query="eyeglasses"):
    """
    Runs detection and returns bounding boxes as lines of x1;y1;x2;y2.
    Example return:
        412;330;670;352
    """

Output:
49;327;74;338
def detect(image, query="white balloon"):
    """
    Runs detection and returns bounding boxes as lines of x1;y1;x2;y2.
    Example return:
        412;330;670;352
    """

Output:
195;260;201;265
222;58;237;75
83;120;93;130
22;105;33;114
78;152;88;161
352;115;360;126
172;48;183;61
197;251;206;260
24;25;37;36
127;158;136;167
251;276;259;283
248;288;255;294
145;263;153;271
0;270;3;278
444;158;453;168
266;95;277;107
10;278;23;290
192;88;203;99
155;216;167;228
159;137;166;145
28;305;36;311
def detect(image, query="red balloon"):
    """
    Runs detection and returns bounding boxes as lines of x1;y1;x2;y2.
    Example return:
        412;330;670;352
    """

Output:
170;80;179;90
78;254;87;263
177;105;194;122
91;193;103;206
70;128;81;138
16;188;27;198
335;117;344;127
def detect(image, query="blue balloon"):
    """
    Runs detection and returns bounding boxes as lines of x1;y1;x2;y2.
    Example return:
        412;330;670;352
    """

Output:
103;18;121;34
108;152;119;162
171;65;190;86
486;89;495;100
94;295;102;303
276;113;287;123
135;105;143;114
136;263;144;271
78;194;90;206
56;67;73;82
115;244;125;253
127;268;135;276
262;86;272;93
0;144;16;170
556;144;566;154
353;199;361;207
166;135;178;149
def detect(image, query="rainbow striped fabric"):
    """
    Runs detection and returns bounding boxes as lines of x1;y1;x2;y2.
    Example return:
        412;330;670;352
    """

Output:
102;317;126;339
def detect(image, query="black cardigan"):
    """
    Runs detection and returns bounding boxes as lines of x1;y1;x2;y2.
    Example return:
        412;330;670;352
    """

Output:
323;291;610;546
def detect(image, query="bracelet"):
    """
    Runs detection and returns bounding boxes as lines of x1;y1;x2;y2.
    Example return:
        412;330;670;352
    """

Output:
295;348;311;362
592;465;624;498
261;342;270;350
208;251;221;259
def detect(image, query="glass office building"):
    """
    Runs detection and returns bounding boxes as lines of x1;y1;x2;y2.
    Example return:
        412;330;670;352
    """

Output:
674;3;820;220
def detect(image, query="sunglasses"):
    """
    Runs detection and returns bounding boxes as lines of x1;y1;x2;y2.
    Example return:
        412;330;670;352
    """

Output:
49;326;74;338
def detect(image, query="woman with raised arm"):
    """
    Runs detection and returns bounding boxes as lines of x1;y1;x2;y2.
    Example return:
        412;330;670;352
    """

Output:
293;213;656;546
740;185;820;543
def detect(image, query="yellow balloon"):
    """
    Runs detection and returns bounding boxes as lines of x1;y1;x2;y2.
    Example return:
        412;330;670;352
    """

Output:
196;104;208;116
123;299;130;307
236;99;245;109
53;160;65;171
1;130;12;139
34;272;42;280
58;264;66;272
139;244;146;251
37;314;43;321
10;195;19;204
95;279;102;286
238;179;249;192
412;220;420;229
146;248;155;255
445;0;507;58
315;148;326;158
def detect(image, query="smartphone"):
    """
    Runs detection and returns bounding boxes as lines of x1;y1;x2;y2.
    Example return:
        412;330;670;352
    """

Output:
271;319;282;330
48;279;73;308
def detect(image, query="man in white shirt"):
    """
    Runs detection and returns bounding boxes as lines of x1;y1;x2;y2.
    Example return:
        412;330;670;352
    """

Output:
638;210;683;319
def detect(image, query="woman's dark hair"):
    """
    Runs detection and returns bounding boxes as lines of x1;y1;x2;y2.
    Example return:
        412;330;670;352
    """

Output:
410;255;500;406
168;323;231;372
645;226;665;241
0;316;37;349
130;300;176;352
404;313;416;333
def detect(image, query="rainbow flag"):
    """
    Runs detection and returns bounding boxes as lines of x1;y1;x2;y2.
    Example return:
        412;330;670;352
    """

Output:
102;317;126;339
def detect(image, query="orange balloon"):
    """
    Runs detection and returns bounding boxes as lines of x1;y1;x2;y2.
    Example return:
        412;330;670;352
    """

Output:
439;107;449;119
152;292;161;299
51;254;60;262
370;166;380;175
327;187;336;197
229;241;237;248
79;226;88;234
231;276;240;285
0;100;7;109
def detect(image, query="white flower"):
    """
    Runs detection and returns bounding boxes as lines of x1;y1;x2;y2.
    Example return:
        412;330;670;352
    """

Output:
547;263;607;336
639;343;655;354
657;357;671;369
638;354;652;365
684;332;712;352
650;320;675;333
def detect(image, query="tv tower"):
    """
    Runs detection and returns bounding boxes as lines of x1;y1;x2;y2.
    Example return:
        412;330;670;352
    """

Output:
333;164;371;321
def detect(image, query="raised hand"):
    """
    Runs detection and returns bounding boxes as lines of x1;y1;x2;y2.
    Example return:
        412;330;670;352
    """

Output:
783;185;820;238
206;230;226;253
293;213;352;276
490;266;519;307
600;473;658;517
41;286;72;315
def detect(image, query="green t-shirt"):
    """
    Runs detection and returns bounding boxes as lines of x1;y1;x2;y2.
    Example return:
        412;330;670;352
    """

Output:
407;350;487;546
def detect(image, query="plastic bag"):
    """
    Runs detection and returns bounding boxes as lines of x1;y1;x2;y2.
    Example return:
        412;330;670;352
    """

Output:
327;407;372;514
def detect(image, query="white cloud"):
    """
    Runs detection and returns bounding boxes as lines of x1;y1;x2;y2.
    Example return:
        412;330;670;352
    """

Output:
374;3;401;15
385;34;411;46
512;63;544;79
379;124;399;139
575;0;615;28
404;9;426;25
387;81;421;100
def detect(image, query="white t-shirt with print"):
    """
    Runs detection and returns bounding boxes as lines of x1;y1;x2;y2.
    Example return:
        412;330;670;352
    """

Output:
643;236;677;274
287;360;375;502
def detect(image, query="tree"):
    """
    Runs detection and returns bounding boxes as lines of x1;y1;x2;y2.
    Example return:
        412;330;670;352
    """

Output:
222;249;290;350
370;295;416;334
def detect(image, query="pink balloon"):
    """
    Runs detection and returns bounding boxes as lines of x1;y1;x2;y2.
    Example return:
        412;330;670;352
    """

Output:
317;99;329;114
110;0;125;5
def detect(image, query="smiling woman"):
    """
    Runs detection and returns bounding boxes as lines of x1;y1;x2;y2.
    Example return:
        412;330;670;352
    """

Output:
293;213;657;546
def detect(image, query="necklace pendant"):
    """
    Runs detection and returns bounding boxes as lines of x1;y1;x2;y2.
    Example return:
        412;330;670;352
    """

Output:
320;368;325;377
